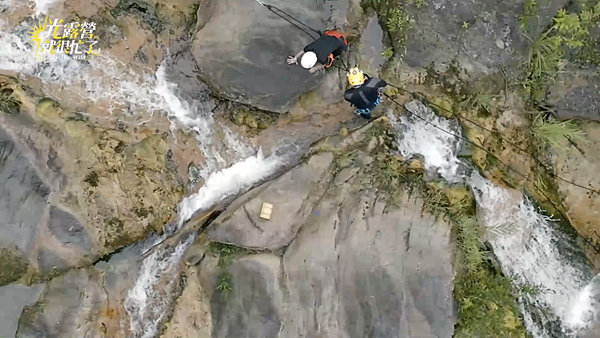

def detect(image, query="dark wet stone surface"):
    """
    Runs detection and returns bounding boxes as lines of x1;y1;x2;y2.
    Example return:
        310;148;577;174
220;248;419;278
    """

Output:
192;0;326;113
48;206;91;251
403;0;567;77
211;255;282;338
0;284;45;338
0;127;49;256
551;85;600;122
548;67;600;122
360;16;385;74
165;39;215;114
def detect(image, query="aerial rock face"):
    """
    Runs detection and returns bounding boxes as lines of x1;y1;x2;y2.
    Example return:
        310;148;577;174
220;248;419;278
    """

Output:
206;152;335;250
553;123;600;251
547;67;600;122
191;0;326;113
167;139;456;338
402;0;568;77
0;77;184;282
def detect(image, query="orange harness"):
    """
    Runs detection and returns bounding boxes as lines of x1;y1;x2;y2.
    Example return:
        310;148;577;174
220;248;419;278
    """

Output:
322;30;348;68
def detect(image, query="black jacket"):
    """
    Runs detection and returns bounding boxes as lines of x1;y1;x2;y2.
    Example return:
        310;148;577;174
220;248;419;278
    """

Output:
344;75;387;110
303;36;347;65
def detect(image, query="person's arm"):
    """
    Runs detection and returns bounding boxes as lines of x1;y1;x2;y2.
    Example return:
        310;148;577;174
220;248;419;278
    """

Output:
344;90;354;105
309;63;325;73
287;50;306;65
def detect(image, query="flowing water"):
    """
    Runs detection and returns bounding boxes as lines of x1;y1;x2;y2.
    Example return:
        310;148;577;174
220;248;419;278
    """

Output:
3;4;599;337
390;100;600;337
0;12;289;338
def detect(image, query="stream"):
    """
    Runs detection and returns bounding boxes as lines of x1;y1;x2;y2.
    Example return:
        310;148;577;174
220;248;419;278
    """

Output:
1;11;290;337
391;100;600;338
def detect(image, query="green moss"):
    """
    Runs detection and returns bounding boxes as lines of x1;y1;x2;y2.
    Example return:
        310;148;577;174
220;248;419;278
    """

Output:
104;217;137;249
523;5;600;104
0;89;20;115
454;264;527;338
0;248;29;286
364;0;416;59
110;0;169;34
84;171;100;187
229;106;278;134
207;242;258;298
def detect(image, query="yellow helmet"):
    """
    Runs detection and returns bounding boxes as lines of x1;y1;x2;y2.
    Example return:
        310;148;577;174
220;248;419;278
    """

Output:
347;67;365;86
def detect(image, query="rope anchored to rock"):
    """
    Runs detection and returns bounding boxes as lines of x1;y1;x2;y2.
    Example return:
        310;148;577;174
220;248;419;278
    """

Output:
254;0;322;40
255;0;350;71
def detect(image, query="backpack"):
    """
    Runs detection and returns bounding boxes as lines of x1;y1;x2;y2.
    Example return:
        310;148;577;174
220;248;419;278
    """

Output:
321;30;348;68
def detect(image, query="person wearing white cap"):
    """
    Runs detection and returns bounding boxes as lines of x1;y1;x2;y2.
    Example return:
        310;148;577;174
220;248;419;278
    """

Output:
286;30;348;73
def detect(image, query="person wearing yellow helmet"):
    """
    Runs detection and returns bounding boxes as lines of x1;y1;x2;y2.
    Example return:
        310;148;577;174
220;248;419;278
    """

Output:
343;67;387;119
287;30;348;73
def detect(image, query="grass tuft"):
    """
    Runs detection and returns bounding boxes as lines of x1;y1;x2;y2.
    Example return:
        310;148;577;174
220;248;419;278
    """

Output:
207;242;256;298
530;115;587;153
0;91;20;114
457;217;485;272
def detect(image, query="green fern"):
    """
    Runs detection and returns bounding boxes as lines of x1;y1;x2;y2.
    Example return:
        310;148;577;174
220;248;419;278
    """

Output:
530;115;587;153
0;91;19;114
457;218;485;272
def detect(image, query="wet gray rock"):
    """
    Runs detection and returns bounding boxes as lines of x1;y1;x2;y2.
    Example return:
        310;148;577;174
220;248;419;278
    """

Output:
206;152;334;250
547;67;600;122
0;128;49;280
203;151;455;337
37;248;70;274
16;269;107;338
164;40;215;114
0;284;44;338
279;186;455;337
191;0;326;113
403;0;567;77
211;255;283;338
47;206;91;251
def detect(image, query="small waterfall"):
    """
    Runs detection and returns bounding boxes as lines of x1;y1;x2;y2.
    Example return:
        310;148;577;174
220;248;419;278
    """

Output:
123;57;283;338
1;15;287;337
34;0;58;16
389;100;600;337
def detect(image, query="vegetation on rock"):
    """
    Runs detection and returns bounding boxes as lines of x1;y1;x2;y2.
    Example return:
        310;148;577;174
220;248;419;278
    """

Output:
0;90;19;115
523;1;600;103
207;242;257;298
0;248;29;286
362;0;417;60
334;116;528;338
530;115;587;153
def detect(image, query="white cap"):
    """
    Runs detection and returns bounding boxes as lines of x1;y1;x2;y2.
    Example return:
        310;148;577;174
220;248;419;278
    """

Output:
301;52;318;69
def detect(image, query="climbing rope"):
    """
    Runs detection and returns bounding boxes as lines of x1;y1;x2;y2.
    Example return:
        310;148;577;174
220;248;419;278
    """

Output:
255;0;350;72
255;0;321;40
382;82;600;196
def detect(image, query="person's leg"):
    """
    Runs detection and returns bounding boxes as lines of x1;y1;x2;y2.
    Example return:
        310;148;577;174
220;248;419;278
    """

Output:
360;111;372;119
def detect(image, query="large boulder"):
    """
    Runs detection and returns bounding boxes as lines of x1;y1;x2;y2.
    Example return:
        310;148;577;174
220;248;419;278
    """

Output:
0;79;184;280
191;0;326;113
0;284;45;338
552;122;600;246
167;149;456;338
547;66;600;122
206;152;334;250
17;269;108;338
401;0;568;77
0;127;49;285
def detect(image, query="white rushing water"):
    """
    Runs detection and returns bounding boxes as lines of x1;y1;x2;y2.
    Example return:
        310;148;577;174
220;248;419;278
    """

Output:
1;15;286;338
390;100;599;337
34;0;58;16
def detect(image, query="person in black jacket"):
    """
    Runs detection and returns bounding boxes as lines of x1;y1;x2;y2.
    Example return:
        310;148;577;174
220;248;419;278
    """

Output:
343;67;387;119
287;30;348;73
